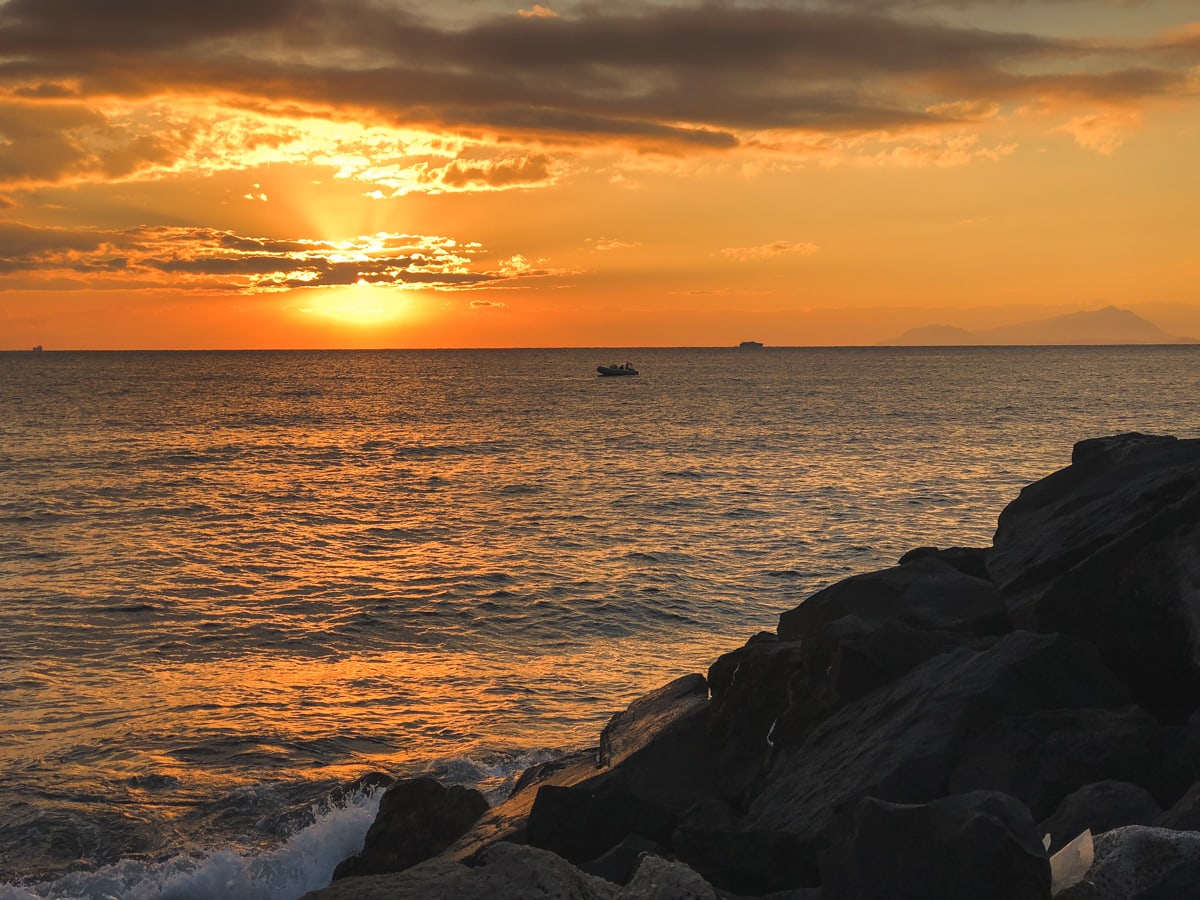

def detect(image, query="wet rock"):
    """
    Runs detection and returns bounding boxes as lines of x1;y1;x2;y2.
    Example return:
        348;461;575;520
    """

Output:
1055;826;1200;900
819;791;1050;900
332;776;488;879
1039;781;1162;853
988;432;1200;721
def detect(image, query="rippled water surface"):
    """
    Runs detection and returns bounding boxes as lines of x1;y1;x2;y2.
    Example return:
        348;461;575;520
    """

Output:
2;346;1198;896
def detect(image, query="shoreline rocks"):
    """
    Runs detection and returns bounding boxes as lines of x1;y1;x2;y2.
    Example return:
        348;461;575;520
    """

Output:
303;433;1200;900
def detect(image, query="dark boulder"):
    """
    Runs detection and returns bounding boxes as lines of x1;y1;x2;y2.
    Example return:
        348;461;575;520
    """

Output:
1039;781;1162;853
333;776;488;879
948;706;1188;819
897;545;991;581
746;632;1131;855
987;432;1200;721
779;553;1008;641
819;791;1050;900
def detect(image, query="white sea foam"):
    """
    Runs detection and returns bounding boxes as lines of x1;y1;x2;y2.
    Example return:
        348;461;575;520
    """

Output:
0;787;382;900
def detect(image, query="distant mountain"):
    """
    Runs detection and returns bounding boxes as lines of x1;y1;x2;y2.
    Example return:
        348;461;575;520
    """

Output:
880;306;1197;346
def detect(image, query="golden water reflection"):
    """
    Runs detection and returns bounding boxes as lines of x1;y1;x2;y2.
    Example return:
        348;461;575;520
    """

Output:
9;633;732;801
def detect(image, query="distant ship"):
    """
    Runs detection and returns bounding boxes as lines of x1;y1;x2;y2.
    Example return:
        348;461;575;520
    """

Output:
32;345;43;352
738;340;764;349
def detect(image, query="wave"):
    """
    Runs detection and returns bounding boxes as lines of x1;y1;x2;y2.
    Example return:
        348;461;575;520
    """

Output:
0;785;383;900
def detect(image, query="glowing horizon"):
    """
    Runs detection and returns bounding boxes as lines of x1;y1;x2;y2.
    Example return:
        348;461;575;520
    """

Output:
1;0;1198;349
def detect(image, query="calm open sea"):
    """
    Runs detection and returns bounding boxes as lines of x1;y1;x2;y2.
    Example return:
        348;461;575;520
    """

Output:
2;346;1198;898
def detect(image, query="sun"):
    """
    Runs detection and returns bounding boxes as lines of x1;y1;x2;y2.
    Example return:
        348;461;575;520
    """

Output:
302;282;412;327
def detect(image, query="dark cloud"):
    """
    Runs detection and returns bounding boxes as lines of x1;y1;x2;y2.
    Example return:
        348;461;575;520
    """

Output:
0;0;1193;175
0;223;521;291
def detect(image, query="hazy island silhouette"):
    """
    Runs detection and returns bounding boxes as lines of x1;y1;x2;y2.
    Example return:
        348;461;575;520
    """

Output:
879;306;1197;346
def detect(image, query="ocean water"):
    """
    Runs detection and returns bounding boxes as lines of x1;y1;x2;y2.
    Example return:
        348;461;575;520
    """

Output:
2;346;1198;898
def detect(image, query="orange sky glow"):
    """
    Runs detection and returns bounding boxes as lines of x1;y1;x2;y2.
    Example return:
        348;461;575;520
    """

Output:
1;0;1198;348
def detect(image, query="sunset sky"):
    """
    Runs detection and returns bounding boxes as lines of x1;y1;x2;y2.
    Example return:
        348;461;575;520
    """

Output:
1;0;1197;348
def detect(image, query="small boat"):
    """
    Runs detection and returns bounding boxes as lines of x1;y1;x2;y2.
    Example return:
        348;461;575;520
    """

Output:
738;340;763;349
31;345;43;352
597;362;638;377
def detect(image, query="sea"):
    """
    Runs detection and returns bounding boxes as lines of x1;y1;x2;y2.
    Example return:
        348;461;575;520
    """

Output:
2;346;1198;899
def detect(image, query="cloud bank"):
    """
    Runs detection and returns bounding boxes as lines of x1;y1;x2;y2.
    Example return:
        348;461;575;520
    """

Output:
0;0;1195;191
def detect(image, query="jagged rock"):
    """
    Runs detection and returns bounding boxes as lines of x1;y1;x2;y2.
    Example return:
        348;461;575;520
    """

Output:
579;834;668;886
1158;780;1200;831
987;432;1200;721
779;553;1008;641
819;791;1050;900
746;632;1131;865
1055;826;1200;900
671;797;814;894
332;776;488;879
948;707;1188;819
617;854;720;899
1039;781;1162;853
303;842;616;900
526;782;676;865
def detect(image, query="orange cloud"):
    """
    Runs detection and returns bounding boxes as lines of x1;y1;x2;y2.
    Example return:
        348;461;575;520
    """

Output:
721;241;820;262
1051;109;1143;154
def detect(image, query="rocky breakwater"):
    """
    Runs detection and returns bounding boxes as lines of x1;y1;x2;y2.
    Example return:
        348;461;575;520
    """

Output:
303;432;1200;900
